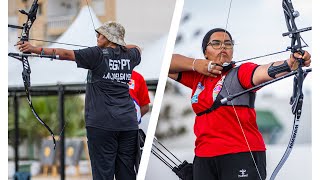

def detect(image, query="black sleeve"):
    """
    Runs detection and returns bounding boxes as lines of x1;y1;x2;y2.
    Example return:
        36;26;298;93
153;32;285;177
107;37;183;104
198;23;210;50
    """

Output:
74;46;103;70
250;65;260;87
128;48;141;67
176;72;182;82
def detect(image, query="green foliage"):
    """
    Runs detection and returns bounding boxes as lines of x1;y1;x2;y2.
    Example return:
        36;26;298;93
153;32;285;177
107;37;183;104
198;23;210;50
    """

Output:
63;95;86;137
8;95;86;147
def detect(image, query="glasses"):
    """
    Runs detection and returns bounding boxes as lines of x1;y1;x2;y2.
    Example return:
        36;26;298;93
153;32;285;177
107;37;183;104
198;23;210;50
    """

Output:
207;40;234;49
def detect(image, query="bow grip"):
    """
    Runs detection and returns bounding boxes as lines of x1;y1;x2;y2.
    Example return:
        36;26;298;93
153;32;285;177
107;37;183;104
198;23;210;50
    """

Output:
297;49;305;56
292;49;305;67
292;48;305;57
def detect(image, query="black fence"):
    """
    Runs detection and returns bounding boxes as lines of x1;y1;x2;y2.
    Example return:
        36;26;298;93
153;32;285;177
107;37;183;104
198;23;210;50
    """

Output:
8;80;158;180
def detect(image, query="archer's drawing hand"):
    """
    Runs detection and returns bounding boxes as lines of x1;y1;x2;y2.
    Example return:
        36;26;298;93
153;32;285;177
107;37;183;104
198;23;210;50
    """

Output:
194;59;223;78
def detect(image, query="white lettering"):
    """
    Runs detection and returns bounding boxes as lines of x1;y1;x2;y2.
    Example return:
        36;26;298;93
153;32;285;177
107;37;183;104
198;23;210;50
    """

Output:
102;72;132;81
109;59;131;70
121;59;131;70
109;59;119;70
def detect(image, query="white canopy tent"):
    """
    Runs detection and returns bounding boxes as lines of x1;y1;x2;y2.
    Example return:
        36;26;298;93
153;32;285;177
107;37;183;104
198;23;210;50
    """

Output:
8;6;100;87
134;35;168;80
8;6;167;87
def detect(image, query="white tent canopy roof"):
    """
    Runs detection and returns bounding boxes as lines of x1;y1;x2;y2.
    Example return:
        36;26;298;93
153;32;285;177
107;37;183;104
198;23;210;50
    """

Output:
135;35;167;80
9;6;100;87
9;6;167;87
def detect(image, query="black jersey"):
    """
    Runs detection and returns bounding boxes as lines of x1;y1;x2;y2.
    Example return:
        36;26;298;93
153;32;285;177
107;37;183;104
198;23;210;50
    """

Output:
74;46;141;131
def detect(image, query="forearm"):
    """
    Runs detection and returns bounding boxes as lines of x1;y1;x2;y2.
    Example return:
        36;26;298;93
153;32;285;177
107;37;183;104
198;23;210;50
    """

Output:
32;47;76;61
253;59;291;85
140;105;150;117
252;51;311;86
169;54;194;73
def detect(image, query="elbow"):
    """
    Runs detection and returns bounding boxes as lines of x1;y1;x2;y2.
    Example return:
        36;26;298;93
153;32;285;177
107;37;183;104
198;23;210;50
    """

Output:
141;105;150;116
60;49;75;61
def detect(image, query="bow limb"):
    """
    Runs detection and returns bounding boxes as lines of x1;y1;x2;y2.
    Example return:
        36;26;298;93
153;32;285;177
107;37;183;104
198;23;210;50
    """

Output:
13;0;57;149
269;114;300;179
270;1;311;178
220;0;311;179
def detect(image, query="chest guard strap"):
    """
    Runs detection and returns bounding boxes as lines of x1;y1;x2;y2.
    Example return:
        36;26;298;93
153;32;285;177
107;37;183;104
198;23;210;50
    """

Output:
196;67;256;116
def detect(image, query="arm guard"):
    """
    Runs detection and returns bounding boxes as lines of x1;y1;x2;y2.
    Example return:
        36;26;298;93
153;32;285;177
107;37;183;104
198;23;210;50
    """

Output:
268;60;291;78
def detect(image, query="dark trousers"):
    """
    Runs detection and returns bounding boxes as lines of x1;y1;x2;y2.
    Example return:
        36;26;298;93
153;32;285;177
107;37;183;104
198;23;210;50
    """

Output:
86;127;138;180
193;151;266;180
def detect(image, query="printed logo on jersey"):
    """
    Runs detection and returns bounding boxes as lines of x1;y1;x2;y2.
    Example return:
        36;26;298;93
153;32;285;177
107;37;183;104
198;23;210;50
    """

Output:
129;79;135;89
191;82;204;104
103;59;132;83
212;75;226;101
238;169;249;178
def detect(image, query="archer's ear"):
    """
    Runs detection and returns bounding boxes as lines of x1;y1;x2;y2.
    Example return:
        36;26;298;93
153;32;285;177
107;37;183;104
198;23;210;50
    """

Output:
204;50;208;59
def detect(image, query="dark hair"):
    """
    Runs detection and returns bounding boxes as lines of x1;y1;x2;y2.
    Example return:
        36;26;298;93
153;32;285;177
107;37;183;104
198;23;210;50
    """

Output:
201;28;233;55
119;45;127;52
112;45;127;55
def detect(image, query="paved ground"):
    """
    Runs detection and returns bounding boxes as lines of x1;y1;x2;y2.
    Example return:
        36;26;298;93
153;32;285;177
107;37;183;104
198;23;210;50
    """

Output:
9;160;92;179
31;175;92;180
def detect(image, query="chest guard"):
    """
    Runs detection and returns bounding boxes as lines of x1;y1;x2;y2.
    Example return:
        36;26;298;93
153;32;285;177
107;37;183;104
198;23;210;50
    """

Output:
197;67;256;116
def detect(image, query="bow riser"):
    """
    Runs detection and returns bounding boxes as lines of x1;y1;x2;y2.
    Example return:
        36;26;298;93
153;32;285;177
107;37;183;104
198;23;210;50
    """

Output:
269;1;311;179
221;0;311;179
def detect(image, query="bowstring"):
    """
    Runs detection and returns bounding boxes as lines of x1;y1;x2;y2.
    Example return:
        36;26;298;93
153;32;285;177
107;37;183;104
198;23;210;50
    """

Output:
85;0;96;31
56;0;95;143
221;0;263;179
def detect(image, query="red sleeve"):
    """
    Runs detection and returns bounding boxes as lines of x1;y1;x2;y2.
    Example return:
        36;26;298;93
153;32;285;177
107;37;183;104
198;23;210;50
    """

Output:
238;62;259;89
129;71;150;106
177;71;197;89
137;75;151;106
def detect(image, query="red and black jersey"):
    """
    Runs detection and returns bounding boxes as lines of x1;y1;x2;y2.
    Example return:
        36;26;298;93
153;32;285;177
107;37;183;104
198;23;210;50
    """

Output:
129;71;151;107
177;62;266;157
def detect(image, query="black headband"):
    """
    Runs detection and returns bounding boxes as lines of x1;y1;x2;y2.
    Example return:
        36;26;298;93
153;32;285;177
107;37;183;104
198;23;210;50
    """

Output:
201;28;233;55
